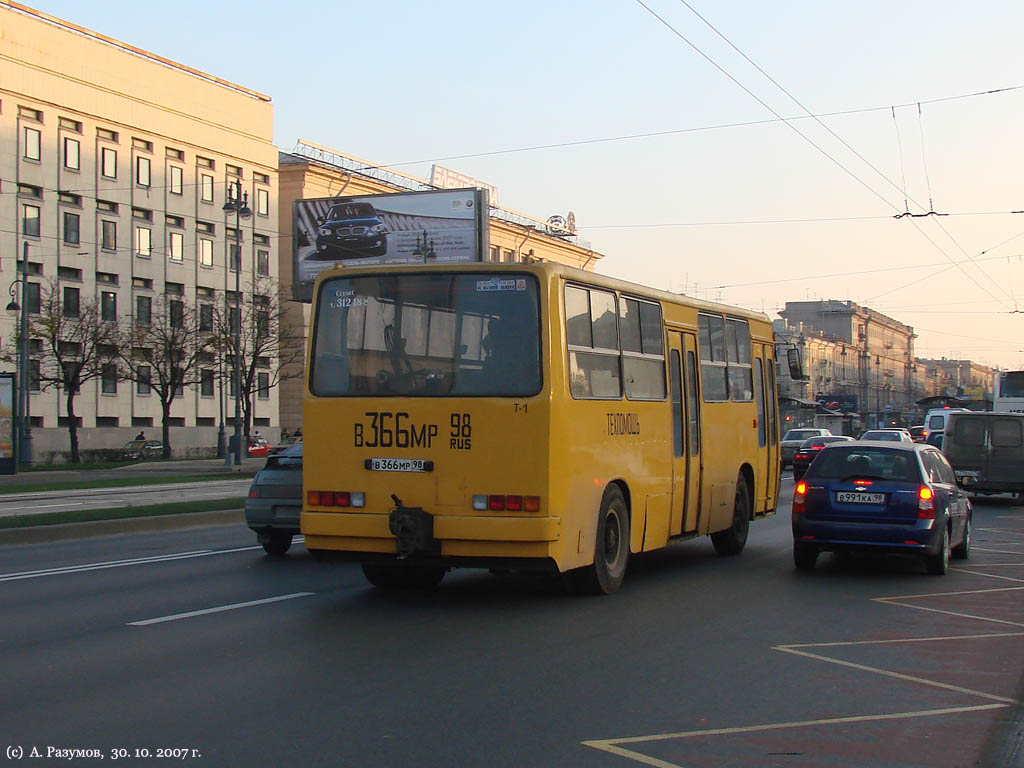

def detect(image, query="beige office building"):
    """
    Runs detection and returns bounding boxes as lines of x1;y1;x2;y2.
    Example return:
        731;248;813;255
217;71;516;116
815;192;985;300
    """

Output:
1;3;280;461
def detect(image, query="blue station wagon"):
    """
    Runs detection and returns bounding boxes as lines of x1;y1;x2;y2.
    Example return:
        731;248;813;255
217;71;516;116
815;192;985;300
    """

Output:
792;442;971;574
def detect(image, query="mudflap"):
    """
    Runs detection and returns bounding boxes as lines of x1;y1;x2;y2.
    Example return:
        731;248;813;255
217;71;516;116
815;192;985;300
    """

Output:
388;505;440;559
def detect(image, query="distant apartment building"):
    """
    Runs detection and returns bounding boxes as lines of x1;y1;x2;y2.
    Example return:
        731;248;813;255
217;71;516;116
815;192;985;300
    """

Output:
1;4;280;460
919;358;997;406
777;300;929;428
276;142;604;433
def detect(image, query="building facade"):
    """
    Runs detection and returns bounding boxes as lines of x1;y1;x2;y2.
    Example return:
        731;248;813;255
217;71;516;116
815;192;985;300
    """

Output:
276;142;604;433
1;4;281;461
777;300;932;429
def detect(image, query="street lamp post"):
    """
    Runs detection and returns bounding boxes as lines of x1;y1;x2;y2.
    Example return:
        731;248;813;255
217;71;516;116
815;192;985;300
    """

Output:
223;181;251;466
5;242;33;470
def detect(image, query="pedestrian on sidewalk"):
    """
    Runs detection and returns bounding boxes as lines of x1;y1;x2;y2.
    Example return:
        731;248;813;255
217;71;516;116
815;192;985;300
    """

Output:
135;430;145;440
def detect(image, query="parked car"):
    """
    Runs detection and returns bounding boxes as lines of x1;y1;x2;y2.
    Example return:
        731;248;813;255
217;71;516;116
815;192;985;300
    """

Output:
792;441;971;574
859;429;914;443
792;435;855;481
247;437;271;457
942;412;1024;502
245;441;302;555
313;202;388;260
781;428;833;467
117;439;163;461
909;425;926;443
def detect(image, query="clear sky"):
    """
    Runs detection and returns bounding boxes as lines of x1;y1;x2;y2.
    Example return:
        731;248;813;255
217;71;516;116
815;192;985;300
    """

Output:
29;0;1024;369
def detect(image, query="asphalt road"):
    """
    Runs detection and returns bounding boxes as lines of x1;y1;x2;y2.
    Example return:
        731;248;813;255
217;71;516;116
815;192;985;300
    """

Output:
0;481;1021;768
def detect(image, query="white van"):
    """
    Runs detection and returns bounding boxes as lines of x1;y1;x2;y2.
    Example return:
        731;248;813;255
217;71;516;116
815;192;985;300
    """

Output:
924;407;970;444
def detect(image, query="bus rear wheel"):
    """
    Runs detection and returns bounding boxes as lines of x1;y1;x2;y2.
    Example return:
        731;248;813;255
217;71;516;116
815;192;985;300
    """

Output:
567;485;630;595
711;474;751;556
361;563;446;590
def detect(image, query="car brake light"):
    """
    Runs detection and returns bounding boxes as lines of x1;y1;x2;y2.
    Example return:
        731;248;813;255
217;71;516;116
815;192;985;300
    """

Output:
854;479;873;486
248;487;260;499
917;486;935;518
793;481;806;515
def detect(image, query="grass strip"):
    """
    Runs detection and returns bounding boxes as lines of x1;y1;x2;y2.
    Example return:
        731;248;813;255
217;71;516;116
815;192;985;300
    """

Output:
0;498;245;529
0;474;251;496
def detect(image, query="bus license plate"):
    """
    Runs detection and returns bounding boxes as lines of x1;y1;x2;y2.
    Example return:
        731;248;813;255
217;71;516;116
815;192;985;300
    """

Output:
369;458;428;472
836;491;885;504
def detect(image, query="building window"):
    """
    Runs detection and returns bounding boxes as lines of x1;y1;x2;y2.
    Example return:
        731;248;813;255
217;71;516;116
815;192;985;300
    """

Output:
28;359;41;392
169;299;184;329
136;295;151;326
63;286;80;318
22;205;40;237
258;372;270;400
101;291;116;322
63;137;80;170
62;361;80;394
256;249;269;276
168;231;183;262
136;156;151;187
256;188;269;216
24;127;41;161
200;369;214;397
229;242;241;272
101;363;118;394
229;306;241;336
101;147;117;178
199;238;214;268
200;174;214;202
137;365;151;395
63;212;80;245
169;165;183;195
135;227;151;258
26;283;41;315
101;220;117;251
199;303;214;332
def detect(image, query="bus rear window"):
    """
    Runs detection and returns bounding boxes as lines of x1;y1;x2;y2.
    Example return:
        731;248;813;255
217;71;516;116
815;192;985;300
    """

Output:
310;272;541;397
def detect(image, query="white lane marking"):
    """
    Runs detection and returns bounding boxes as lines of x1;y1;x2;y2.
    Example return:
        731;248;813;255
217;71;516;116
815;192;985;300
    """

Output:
583;704;1009;768
129;592;314;626
978;527;1024;538
876;598;1024;628
972;547;1024;556
952;568;1024;583
774;645;1018;703
780;630;1024;649
0;547;261;582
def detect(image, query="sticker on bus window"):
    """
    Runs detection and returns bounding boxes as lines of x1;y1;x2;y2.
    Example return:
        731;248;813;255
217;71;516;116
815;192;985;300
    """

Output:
327;289;368;309
476;278;526;292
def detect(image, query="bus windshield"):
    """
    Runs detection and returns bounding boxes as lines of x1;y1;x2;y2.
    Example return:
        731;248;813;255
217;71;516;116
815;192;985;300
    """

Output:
310;272;541;397
999;371;1024;398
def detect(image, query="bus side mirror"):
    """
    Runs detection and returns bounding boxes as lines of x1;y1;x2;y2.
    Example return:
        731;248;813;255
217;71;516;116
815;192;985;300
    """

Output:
787;348;804;381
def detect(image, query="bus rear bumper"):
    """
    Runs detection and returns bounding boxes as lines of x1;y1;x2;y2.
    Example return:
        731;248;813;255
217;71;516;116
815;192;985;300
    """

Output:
303;511;561;564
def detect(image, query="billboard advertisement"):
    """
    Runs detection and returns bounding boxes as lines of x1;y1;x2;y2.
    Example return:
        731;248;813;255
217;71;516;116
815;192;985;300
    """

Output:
816;393;859;415
293;188;489;288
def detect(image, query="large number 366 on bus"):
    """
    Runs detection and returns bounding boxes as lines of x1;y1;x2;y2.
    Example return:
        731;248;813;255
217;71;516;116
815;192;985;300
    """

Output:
302;262;781;594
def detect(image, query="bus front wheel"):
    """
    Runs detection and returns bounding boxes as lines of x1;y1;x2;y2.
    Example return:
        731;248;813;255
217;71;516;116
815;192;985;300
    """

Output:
568;485;630;595
711;474;751;556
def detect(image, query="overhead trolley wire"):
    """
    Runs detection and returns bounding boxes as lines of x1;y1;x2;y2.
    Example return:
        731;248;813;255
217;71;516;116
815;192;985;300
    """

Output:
663;0;1017;312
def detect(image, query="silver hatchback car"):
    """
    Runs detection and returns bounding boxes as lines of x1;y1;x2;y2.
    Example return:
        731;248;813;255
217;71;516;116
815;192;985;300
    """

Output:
245;441;302;555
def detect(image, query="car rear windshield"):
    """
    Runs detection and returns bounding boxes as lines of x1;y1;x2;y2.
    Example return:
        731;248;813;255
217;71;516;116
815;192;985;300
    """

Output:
861;431;900;440
311;272;541;397
784;429;819;441
807;446;921;482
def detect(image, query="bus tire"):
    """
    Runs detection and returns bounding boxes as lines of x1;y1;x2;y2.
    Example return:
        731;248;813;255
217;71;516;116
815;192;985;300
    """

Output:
711;474;751;556
567;485;630;595
362;563;446;590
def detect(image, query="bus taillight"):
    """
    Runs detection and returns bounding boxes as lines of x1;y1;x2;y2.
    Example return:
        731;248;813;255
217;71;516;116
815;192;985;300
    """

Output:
473;494;540;512
307;490;365;508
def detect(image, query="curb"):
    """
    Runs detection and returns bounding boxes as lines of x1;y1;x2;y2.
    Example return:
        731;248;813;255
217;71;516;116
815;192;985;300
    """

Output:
0;508;246;546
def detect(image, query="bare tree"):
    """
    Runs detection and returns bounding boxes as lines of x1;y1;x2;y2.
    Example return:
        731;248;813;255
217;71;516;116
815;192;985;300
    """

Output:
3;280;120;463
117;293;215;459
214;277;305;442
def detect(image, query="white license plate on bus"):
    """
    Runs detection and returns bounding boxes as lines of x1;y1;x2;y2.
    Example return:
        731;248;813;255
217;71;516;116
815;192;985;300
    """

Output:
368;458;429;472
836;491;885;504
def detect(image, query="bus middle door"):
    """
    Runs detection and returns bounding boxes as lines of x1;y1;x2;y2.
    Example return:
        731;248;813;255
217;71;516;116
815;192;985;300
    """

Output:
668;331;702;536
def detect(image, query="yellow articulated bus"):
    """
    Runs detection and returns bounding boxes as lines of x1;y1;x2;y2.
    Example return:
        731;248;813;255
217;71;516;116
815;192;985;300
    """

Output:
302;261;780;594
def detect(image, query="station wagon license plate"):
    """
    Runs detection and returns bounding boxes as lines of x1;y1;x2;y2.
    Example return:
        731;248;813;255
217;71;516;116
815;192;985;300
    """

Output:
367;458;431;472
836;491;885;504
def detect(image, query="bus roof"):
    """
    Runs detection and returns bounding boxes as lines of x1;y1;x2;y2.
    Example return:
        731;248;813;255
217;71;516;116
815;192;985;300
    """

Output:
313;260;772;327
